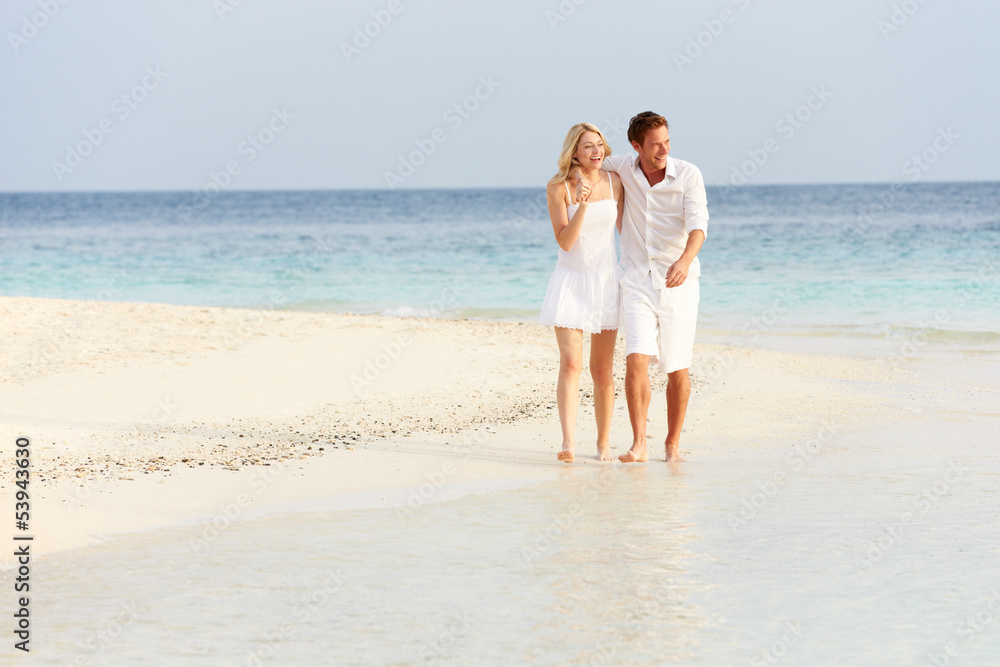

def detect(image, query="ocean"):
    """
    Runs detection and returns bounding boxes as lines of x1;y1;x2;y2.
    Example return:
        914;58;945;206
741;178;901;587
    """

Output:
3;183;1000;664
3;182;999;360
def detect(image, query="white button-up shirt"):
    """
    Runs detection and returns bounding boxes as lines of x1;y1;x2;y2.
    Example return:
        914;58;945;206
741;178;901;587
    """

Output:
602;154;709;288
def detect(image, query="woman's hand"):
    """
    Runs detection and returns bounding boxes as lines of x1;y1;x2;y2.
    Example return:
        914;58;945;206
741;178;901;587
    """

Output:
568;167;590;203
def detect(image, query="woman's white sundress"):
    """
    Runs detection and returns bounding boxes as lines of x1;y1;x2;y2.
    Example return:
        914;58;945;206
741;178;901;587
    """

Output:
538;173;622;333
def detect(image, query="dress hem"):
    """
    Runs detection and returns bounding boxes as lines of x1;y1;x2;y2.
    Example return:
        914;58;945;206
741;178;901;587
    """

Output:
540;321;620;334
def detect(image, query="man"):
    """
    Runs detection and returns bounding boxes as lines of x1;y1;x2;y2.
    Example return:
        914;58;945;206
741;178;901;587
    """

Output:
577;111;708;462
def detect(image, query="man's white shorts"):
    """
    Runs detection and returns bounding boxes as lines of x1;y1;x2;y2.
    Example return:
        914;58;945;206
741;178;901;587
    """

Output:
622;272;700;373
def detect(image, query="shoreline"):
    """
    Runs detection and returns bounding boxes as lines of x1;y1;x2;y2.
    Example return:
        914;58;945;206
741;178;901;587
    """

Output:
0;295;980;562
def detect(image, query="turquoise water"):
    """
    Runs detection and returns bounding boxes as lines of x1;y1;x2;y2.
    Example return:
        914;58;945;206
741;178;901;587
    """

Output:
3;184;1000;664
2;184;998;352
9;413;1000;665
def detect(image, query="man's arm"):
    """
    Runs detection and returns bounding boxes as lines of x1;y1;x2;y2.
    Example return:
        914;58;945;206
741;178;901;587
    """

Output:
600;154;629;173
664;166;709;288
664;230;705;288
682;165;709;239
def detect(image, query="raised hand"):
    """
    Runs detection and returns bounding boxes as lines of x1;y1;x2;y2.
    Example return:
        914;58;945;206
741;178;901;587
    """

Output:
568;167;590;203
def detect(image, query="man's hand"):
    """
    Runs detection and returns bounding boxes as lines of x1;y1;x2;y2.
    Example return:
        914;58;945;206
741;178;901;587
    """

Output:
664;259;691;288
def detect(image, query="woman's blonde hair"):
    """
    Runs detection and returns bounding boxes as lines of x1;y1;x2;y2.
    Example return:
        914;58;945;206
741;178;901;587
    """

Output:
548;122;612;186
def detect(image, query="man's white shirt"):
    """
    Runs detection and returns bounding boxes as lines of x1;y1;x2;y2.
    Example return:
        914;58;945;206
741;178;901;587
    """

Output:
602;154;708;288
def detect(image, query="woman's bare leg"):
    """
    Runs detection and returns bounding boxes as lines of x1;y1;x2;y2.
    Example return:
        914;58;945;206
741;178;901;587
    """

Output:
589;328;618;460
554;327;583;462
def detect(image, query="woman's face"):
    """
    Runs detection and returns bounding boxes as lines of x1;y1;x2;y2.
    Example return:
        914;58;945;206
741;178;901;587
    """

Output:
573;131;606;169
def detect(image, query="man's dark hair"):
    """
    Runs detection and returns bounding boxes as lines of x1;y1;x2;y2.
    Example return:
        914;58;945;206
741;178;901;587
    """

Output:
627;111;669;147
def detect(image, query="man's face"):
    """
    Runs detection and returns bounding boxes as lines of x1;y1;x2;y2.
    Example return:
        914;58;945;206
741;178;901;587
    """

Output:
633;125;670;172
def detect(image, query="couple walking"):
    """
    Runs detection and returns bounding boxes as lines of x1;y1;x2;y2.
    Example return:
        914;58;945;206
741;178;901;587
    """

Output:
538;112;708;463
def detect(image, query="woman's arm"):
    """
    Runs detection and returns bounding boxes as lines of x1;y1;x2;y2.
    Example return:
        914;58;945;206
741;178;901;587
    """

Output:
547;181;588;252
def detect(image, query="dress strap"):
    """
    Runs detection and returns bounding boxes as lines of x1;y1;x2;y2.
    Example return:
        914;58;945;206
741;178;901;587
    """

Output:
606;170;614;201
564;180;573;204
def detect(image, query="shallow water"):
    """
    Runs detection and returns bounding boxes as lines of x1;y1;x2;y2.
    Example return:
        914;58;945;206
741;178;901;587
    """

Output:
12;410;1000;666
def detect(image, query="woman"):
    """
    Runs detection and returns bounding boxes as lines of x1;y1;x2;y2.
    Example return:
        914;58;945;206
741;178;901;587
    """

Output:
539;123;624;462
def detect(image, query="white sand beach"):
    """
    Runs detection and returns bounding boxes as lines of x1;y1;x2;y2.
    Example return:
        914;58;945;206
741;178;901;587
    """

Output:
0;295;924;560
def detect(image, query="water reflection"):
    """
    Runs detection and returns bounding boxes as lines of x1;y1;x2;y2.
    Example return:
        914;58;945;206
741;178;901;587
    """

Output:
528;464;706;665
8;416;1000;665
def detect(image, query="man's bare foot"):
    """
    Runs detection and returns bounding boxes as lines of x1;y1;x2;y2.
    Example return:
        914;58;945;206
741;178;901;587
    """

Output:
619;441;648;463
557;448;575;463
665;442;685;462
596;445;614;462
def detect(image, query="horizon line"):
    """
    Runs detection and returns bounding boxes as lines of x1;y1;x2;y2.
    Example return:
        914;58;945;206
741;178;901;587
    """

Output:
1;178;999;196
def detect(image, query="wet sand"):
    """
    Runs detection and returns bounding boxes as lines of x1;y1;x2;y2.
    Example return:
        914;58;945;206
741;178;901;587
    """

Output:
0;295;928;559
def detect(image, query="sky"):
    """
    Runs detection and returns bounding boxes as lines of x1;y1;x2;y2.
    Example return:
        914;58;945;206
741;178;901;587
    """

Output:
1;0;998;192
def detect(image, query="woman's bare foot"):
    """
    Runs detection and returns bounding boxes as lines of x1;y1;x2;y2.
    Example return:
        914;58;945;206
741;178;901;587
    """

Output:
665;441;685;462
596;444;614;461
557;448;575;463
619;440;648;463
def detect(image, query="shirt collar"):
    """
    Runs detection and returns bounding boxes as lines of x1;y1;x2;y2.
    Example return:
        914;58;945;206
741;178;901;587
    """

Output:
631;155;677;184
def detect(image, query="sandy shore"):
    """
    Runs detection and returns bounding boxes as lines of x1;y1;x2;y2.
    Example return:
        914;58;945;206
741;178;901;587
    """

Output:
0;296;917;560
